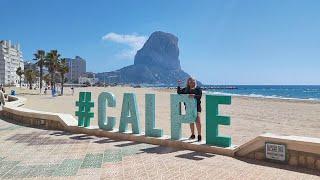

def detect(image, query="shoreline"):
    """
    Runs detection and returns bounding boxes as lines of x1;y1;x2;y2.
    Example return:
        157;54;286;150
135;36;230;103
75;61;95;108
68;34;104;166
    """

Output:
153;87;320;104
6;86;320;104
219;93;320;104
206;91;320;103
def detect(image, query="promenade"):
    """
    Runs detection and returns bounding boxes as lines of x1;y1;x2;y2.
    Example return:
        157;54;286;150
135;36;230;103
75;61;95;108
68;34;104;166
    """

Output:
0;119;319;179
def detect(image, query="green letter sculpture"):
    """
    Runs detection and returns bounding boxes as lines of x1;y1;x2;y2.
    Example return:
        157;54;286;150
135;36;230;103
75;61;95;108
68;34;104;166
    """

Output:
119;93;141;134
145;94;163;137
98;92;116;131
170;94;197;140
75;92;94;127
206;95;231;147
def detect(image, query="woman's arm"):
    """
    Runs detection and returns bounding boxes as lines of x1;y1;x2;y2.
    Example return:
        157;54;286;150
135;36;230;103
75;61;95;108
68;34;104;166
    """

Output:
194;87;202;100
177;86;186;94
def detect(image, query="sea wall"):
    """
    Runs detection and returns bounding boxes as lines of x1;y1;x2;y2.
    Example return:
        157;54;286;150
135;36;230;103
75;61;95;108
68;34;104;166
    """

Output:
235;134;320;170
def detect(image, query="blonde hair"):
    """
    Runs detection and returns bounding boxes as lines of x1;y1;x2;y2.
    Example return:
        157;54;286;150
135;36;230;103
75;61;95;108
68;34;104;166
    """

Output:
186;77;197;89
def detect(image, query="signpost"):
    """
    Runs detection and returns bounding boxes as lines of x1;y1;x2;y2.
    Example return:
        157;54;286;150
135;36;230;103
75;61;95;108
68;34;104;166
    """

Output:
265;143;286;162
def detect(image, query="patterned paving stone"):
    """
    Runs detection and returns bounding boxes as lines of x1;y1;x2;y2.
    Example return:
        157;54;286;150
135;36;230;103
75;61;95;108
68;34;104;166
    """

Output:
103;149;122;163
114;143;157;159
101;162;123;179
0;160;20;177
80;153;103;169
26;164;60;178
2;165;33;179
75;168;102;180
52;159;83;176
0;119;320;179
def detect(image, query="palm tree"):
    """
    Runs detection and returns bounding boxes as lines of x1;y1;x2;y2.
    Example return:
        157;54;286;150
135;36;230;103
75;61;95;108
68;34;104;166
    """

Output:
25;69;37;90
43;73;51;87
45;50;60;90
16;67;24;88
33;50;45;93
57;58;69;95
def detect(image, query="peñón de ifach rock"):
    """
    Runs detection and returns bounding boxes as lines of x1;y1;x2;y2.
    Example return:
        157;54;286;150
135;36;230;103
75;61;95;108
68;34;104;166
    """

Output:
97;31;199;85
134;31;181;70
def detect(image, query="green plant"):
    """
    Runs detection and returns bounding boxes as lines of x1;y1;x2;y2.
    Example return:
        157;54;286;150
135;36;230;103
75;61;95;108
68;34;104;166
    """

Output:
25;69;37;90
16;67;24;88
57;58;69;95
33;50;46;92
45;50;60;90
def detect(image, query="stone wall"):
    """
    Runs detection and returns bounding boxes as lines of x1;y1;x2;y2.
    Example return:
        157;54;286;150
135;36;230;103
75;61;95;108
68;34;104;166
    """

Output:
244;148;320;170
0;110;66;130
235;134;320;171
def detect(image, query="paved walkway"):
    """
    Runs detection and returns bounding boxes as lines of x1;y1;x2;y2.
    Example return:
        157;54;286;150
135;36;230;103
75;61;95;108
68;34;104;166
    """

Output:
0;119;319;180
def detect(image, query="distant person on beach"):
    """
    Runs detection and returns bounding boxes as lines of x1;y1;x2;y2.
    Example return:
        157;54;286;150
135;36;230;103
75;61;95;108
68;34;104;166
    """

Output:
177;77;202;141
71;87;74;95
0;88;5;106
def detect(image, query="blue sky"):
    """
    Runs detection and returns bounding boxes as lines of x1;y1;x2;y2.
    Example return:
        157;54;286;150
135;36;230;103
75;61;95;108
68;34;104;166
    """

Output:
1;0;320;85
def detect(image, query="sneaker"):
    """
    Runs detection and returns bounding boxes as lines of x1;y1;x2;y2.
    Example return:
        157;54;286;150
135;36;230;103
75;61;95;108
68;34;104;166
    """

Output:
189;134;195;139
197;135;202;142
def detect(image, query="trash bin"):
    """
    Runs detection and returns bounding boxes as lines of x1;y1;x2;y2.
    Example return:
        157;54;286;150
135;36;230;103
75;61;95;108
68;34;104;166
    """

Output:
11;90;15;96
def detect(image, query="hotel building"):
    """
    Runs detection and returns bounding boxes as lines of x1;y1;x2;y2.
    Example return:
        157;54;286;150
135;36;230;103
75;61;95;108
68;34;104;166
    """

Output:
65;56;86;83
0;40;24;86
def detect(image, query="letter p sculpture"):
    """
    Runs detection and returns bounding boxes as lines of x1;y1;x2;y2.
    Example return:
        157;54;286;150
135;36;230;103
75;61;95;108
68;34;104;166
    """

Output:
170;94;197;140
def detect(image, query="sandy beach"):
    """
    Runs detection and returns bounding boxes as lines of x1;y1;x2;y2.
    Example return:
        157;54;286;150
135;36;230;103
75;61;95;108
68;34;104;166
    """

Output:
9;86;320;146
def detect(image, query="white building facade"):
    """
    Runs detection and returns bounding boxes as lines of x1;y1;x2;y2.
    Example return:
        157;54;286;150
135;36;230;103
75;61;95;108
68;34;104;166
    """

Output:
78;76;99;85
65;56;86;83
78;72;98;85
0;40;24;86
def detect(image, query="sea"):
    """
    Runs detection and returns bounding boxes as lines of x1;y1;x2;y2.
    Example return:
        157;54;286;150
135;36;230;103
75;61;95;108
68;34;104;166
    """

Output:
202;85;320;101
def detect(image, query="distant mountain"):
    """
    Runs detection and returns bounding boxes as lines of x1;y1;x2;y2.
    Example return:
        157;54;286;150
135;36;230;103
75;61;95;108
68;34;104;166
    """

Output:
97;31;200;85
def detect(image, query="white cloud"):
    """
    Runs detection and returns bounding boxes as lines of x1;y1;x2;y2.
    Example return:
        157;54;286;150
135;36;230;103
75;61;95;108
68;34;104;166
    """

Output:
102;32;147;59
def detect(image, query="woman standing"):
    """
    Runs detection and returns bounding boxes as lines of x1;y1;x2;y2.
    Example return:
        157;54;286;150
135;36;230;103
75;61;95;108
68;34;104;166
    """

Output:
177;77;202;141
0;87;5;106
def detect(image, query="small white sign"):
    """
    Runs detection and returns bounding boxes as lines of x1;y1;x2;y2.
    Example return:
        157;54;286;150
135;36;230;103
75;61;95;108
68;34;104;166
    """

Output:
265;143;286;161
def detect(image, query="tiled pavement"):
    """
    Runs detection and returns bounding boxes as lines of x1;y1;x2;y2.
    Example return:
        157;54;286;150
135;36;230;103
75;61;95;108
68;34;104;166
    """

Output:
0;119;319;180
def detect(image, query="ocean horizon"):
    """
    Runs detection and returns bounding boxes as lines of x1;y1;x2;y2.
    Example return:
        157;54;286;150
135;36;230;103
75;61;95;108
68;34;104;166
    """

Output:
151;85;320;101
201;85;320;101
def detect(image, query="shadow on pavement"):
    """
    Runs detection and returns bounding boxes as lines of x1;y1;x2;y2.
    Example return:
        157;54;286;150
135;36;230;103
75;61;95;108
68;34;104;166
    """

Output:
175;151;215;161
50;131;73;136
140;145;181;154
70;134;94;141
115;141;143;147
43;130;128;145
139;145;215;161
94;138;123;144
5;119;319;174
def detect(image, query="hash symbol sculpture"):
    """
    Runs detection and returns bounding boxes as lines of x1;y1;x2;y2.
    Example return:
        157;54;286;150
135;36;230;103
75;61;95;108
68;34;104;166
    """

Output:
75;92;94;127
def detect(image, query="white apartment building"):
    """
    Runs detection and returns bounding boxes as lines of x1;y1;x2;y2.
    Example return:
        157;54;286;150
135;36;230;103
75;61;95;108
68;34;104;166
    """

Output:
65;56;86;83
78;72;98;85
0;40;24;86
78;76;99;85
